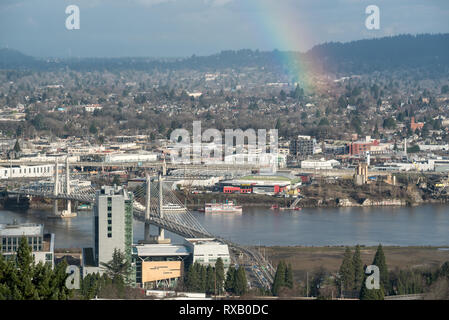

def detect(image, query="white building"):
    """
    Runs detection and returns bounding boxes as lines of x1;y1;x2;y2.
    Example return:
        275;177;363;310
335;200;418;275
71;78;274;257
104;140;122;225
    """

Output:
103;153;158;163
417;144;449;152
301;159;340;170
184;238;230;271
224;153;286;168
0;223;55;268
0;164;55;179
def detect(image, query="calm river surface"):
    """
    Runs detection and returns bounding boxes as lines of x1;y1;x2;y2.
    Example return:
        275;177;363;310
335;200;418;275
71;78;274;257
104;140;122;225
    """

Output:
0;205;448;248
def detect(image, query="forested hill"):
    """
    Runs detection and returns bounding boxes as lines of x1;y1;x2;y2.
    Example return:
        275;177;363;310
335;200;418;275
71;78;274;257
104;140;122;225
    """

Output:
306;34;449;75
0;48;40;69
1;33;448;76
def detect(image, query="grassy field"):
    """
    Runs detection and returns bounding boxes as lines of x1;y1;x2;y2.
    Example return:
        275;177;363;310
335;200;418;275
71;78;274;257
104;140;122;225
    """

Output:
262;246;449;281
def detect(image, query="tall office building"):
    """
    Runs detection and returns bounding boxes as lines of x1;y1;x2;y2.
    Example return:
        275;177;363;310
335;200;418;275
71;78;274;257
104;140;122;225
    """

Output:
93;186;133;268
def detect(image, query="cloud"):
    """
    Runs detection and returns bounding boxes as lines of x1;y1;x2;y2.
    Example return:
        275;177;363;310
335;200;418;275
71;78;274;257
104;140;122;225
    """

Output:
134;0;234;7
134;0;174;6
204;0;234;6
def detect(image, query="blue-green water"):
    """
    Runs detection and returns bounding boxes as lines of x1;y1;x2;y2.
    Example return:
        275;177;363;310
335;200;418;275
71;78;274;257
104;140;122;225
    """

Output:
0;205;448;248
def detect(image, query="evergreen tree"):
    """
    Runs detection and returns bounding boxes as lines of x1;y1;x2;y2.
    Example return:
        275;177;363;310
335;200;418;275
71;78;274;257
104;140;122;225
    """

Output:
271;261;286;296
100;248;130;284
51;259;71;299
205;265;215;295
33;262;54;299
353;245;364;292
338;247;355;293
215;258;225;295
13;140;21;153
185;263;200;292
359;266;385;300
285;263;294;289
0;236;71;300
81;273;101;299
224;266;236;294
373;123;379;137
16;236;38;300
89;122;98;135
0;253;14;299
200;265;207;293
439;261;449;278
372;244;389;293
234;266;247;296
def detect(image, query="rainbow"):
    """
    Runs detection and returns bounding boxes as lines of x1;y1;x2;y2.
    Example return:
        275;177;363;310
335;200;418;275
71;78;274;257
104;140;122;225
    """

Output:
240;0;323;91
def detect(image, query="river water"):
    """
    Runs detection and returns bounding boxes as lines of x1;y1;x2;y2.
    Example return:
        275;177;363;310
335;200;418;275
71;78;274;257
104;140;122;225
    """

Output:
0;205;448;248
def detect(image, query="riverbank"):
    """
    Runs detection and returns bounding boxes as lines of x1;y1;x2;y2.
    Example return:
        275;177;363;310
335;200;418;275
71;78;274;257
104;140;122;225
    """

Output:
261;245;449;281
178;177;449;209
177;191;447;210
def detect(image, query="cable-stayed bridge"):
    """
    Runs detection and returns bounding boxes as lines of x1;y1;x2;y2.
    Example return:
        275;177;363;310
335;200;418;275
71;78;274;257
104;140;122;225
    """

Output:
7;159;275;289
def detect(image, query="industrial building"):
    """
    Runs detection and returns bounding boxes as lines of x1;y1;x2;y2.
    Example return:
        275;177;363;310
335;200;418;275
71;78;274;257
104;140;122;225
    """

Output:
0;223;55;268
132;243;191;289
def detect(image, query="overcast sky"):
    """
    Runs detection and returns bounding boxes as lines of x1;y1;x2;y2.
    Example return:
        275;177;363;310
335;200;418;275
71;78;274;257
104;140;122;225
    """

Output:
1;0;448;58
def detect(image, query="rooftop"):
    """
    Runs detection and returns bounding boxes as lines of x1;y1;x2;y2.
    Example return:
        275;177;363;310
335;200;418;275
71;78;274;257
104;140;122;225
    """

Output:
0;223;43;237
135;244;191;257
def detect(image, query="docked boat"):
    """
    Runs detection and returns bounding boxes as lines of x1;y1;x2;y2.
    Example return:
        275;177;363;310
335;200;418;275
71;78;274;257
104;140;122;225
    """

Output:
203;200;242;214
279;207;302;211
163;203;187;213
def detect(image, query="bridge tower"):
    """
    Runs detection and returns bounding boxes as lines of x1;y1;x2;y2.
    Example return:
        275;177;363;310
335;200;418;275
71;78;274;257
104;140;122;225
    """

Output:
65;156;71;216
158;173;165;241
144;173;151;241
53;159;59;216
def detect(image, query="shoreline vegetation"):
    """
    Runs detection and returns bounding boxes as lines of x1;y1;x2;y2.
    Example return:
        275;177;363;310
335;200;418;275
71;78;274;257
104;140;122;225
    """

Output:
4;191;448;212
175;176;449;210
260;245;449;299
